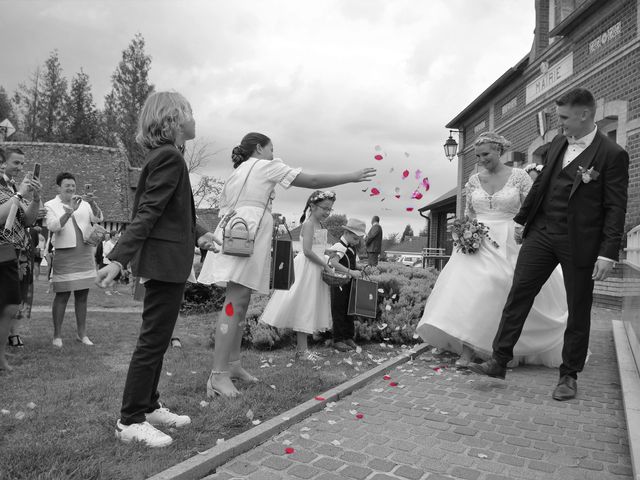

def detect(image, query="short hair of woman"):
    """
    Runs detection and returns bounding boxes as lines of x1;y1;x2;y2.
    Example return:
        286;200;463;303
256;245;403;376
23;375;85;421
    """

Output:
56;172;76;186
474;132;512;156
136;91;193;150
231;132;271;169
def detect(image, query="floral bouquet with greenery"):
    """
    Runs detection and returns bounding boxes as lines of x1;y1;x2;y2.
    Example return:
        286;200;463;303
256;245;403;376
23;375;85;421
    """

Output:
449;216;499;254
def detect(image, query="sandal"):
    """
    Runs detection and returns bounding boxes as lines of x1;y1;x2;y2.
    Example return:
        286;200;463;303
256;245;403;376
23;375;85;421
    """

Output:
170;338;182;348
207;371;240;398
7;335;24;347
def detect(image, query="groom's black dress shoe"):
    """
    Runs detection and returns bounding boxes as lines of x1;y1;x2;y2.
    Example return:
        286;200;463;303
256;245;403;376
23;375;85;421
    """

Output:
552;375;577;401
468;359;506;380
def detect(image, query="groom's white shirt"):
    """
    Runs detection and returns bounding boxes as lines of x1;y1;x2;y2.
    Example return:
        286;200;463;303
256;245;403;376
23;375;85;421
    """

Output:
563;125;598;168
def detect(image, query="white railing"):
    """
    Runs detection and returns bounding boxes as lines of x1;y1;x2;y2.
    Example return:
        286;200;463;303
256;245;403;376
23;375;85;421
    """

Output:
626;225;640;268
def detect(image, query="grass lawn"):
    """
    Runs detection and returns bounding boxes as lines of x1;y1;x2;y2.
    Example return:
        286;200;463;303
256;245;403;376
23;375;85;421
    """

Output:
0;279;405;480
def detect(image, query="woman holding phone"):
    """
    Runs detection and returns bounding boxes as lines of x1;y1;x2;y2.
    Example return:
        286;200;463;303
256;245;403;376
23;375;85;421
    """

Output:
45;172;103;347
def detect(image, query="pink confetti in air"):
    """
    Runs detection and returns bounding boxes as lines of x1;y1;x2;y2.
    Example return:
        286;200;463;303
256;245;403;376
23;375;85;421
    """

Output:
225;303;234;316
374;145;382;152
415;169;422;179
370;188;380;196
389;382;399;387
406;207;414;212
404;152;410;157
356;413;364;419
383;375;391;380
412;192;423;200
402;170;409;179
285;447;295;454
314;396;325;401
423;177;430;191
374;154;383;161
395;195;401;199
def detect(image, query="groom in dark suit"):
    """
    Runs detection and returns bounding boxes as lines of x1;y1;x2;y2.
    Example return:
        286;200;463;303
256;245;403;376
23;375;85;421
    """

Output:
470;88;629;401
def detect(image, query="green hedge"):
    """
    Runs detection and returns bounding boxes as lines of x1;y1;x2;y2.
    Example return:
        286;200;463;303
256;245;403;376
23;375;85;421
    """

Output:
189;261;437;349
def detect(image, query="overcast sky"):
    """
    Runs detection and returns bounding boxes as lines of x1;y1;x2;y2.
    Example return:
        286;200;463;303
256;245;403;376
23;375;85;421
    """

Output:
0;0;535;237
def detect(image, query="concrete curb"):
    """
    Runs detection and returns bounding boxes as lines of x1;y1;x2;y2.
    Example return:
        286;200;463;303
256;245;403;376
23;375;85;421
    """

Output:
612;320;640;480
147;343;432;480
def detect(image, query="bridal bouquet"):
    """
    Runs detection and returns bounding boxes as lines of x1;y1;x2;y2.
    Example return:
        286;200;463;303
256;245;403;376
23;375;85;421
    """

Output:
449;216;499;254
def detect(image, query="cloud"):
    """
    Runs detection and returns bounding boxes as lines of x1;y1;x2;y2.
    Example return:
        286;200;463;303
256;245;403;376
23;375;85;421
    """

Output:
0;0;535;235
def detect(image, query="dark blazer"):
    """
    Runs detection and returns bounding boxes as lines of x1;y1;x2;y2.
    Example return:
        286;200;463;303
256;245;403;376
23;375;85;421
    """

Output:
365;223;383;253
108;144;207;283
514;130;629;266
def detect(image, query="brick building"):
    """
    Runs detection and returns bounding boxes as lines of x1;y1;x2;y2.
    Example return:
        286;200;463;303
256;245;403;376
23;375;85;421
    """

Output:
0;141;139;232
434;0;640;308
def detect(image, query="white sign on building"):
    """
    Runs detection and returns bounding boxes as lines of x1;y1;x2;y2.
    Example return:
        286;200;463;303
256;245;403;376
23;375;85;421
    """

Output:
526;53;574;104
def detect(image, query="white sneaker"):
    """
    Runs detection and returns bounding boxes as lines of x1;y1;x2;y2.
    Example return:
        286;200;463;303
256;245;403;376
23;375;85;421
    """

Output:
52;338;63;348
146;406;191;428
76;336;94;346
115;420;173;447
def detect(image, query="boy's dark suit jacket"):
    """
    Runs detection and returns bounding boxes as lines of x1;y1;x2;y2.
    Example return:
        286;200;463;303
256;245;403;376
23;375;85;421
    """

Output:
514;130;629;267
108;144;206;283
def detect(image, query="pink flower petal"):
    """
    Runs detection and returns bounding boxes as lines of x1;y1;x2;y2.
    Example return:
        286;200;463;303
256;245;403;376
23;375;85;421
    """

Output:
374;154;383;161
314;396;325;401
285;447;295;454
225;303;234;316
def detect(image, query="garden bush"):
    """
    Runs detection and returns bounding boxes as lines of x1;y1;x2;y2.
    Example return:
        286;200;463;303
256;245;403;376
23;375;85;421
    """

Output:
191;259;438;349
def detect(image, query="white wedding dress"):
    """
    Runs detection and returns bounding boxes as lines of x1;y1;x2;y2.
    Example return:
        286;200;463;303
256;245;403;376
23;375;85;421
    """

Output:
416;168;568;367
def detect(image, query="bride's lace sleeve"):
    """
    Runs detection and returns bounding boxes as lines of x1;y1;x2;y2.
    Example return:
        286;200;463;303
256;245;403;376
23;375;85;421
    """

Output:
515;169;534;205
464;178;476;219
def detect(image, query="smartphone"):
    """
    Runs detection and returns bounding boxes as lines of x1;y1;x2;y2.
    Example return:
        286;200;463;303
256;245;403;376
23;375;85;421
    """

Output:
85;183;92;193
32;163;41;180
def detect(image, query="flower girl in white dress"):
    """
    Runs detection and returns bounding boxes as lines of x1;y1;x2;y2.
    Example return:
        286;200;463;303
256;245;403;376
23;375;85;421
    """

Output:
260;191;336;361
416;132;568;368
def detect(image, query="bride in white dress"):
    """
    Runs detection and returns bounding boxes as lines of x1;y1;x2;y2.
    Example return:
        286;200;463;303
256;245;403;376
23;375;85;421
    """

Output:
416;132;567;368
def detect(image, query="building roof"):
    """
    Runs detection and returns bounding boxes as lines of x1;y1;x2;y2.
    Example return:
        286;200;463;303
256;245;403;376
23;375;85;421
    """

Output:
385;236;429;254
445;55;529;128
1;141;138;223
196;208;222;232
418;187;457;213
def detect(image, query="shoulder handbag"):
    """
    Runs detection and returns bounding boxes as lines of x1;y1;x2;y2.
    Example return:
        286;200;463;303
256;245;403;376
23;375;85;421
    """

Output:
219;160;272;257
83;223;108;247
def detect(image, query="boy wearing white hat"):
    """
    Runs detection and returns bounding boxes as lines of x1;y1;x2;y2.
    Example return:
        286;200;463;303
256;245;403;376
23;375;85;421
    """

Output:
327;218;366;352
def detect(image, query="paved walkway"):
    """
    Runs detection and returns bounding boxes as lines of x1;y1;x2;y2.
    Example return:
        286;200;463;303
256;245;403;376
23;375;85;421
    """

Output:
205;310;632;480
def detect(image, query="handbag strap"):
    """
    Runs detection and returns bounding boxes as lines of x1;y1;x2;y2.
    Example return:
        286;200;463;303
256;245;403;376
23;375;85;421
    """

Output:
222;159;273;236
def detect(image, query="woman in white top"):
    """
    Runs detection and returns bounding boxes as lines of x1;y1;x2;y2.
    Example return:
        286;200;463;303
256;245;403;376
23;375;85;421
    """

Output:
45;172;103;347
198;132;375;397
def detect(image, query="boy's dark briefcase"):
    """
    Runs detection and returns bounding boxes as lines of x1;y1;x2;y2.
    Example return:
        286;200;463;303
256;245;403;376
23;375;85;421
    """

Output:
347;276;378;318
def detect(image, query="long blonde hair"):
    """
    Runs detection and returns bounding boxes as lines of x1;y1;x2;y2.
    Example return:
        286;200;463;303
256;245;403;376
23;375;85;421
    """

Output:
135;91;193;150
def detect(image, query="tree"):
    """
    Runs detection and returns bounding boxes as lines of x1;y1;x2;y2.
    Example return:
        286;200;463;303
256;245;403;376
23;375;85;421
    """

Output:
324;213;347;241
184;139;225;174
64;70;99;145
13;67;41;141
0;86;17;125
418;223;429;237
104;34;155;167
38;50;68;141
400;224;414;243
193;175;225;209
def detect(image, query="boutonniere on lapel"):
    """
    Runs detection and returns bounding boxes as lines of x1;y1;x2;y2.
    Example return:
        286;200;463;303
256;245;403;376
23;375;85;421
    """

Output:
577;166;599;184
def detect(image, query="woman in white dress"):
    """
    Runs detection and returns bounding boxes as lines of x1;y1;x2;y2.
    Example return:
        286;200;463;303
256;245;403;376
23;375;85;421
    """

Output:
416;132;568;368
198;132;375;397
260;190;336;362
